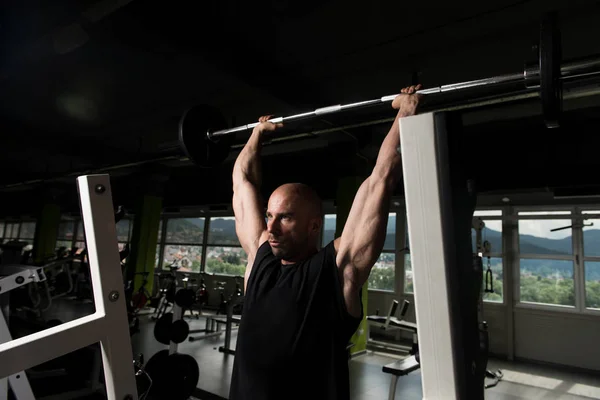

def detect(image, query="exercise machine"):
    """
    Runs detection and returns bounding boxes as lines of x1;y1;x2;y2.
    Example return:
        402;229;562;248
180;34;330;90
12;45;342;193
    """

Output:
472;217;504;389
0;175;138;400
367;300;421;400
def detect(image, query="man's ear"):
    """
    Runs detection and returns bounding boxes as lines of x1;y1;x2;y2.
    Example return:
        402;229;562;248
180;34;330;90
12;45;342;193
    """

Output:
312;218;323;234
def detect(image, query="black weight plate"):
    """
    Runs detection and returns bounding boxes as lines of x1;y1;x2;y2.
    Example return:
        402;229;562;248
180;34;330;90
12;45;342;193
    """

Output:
170;319;190;344
143;349;170;399
166;353;200;400
153;312;173;345
540;12;562;128
174;288;195;308
179;104;231;167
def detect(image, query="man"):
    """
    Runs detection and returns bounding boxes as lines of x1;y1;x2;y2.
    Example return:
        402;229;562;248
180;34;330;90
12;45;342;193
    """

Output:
229;85;423;399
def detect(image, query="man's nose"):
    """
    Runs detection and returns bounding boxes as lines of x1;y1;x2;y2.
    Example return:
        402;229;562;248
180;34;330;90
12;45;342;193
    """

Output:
267;218;279;233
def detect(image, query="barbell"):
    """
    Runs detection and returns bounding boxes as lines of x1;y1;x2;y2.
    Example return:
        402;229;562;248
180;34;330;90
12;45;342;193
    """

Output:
179;14;600;168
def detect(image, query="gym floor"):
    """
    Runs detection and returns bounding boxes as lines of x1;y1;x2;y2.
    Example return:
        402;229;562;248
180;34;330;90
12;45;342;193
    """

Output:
34;300;600;399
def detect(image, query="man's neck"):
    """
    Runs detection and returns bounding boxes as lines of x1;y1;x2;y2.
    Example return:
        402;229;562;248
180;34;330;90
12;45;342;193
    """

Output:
281;246;318;265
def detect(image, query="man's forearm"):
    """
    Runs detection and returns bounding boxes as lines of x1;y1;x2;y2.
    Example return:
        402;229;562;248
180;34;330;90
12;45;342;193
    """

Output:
233;128;264;187
371;110;406;188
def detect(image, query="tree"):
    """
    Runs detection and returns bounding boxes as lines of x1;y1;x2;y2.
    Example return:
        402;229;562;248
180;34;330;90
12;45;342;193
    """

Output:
369;266;394;291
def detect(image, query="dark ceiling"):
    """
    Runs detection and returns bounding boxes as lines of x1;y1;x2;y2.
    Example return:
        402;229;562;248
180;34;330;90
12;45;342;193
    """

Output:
2;0;600;217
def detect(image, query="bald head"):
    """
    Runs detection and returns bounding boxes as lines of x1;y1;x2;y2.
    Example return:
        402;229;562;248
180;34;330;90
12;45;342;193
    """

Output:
270;183;322;219
266;183;323;263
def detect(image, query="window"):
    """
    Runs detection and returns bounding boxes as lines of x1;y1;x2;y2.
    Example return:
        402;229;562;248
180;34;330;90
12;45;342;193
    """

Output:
321;214;337;247
518;212;575;307
0;222;4;240
162;218;204;272
369;213;396;292
155;220;163;269
582;211;600;310
205;217;247;276
472;215;503;302
404;220;413;294
18;221;36;251
57;220;77;252
4;222;19;242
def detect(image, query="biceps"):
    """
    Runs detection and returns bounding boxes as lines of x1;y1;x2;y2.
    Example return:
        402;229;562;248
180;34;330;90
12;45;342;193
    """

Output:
232;180;267;259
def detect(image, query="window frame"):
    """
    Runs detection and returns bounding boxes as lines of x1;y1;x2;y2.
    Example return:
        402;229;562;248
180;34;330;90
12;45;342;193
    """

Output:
159;216;207;272
204;215;247;276
473;211;505;305
512;205;600;316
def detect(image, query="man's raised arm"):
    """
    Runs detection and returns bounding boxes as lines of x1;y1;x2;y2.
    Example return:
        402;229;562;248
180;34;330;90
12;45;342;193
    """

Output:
232;116;283;286
334;85;423;288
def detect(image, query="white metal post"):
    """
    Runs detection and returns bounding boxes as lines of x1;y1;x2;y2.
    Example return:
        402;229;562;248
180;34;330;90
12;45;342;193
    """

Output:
0;174;138;400
77;174;138;400
400;112;459;399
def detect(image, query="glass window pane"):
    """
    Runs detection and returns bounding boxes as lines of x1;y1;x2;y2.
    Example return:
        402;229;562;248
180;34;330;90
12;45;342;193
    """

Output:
404;253;413;294
58;221;75;240
0;222;4;238
474;210;502;217
208;217;240;245
166;218;205;243
368;252;395;291
583;219;600;257
585;261;600;310
518;211;571;216
116;219;131;242
56;240;73;253
518;219;572;255
76;221;85;241
322;214;337;247
155;245;161;269
205;246;247;276
519;258;574;306
482;257;503;302
157;220;163;243
6;223;17;239
162;244;203;272
383;213;396;250
472;220;502;253
19;222;36;239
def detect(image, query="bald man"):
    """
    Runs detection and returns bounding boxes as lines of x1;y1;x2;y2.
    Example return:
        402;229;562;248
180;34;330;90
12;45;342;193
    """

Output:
229;85;424;400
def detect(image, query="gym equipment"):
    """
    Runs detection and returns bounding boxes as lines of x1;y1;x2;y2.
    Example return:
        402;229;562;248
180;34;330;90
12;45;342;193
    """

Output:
145;287;200;399
367;299;417;355
0;175;138;400
143;350;199;400
472;217;504;390
540;12;562;128
371;301;420;400
173;287;195;309
0;264;47;398
217;295;244;355
177;16;600;167
153;312;190;345
179;104;233;168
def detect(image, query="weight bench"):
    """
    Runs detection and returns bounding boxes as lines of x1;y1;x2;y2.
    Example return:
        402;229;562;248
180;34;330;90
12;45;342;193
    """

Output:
382;355;420;400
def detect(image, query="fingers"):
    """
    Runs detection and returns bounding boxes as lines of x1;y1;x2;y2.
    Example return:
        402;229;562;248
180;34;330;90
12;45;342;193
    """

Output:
256;115;284;131
258;115;273;123
400;84;423;95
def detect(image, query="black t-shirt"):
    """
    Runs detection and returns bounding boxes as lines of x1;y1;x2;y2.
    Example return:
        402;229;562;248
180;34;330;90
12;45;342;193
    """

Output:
229;240;362;400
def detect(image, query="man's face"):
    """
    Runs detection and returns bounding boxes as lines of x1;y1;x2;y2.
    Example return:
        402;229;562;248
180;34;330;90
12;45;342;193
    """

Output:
266;191;318;261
